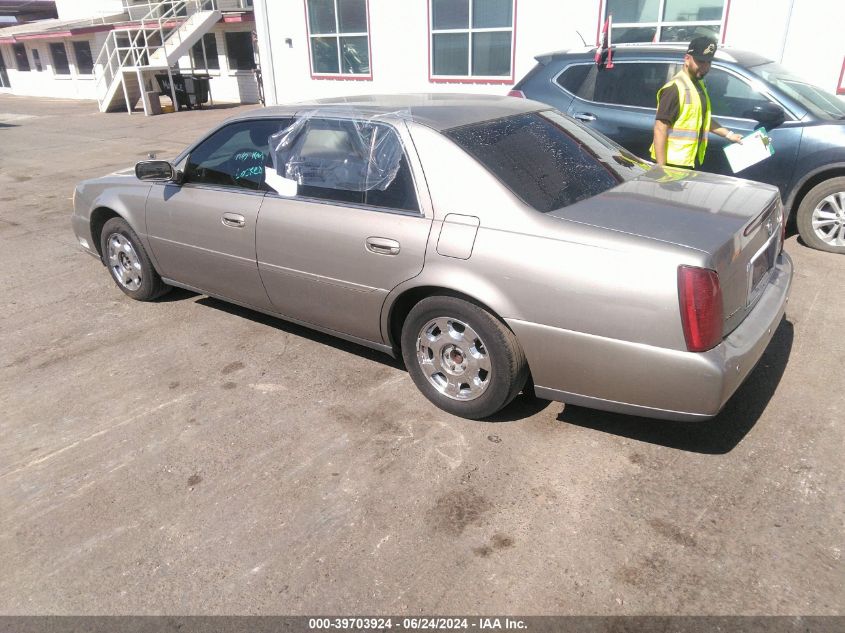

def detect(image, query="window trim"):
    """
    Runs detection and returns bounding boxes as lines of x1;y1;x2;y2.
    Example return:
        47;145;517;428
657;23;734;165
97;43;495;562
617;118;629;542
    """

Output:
303;0;373;81
427;0;517;84
837;56;845;96
599;0;731;45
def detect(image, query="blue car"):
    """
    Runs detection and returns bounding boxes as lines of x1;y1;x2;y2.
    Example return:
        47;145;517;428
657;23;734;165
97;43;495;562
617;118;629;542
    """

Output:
512;44;845;254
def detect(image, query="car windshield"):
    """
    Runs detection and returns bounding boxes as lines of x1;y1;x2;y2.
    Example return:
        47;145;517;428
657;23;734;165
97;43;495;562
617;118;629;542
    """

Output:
444;110;651;213
750;62;845;120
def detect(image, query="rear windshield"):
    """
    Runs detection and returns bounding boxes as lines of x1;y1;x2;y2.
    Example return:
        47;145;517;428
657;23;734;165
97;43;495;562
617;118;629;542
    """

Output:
444;111;650;213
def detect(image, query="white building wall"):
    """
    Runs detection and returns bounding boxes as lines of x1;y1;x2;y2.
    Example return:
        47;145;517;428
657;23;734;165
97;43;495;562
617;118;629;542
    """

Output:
724;0;845;94
257;0;845;106
54;0;125;21
0;34;105;100
780;0;845;96
259;0;600;105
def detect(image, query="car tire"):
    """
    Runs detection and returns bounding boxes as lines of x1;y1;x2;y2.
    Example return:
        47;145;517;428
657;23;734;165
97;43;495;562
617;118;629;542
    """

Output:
401;296;528;420
796;177;845;254
100;217;170;301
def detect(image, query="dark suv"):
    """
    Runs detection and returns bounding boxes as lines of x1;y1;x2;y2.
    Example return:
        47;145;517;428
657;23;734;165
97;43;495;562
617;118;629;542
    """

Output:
512;44;845;254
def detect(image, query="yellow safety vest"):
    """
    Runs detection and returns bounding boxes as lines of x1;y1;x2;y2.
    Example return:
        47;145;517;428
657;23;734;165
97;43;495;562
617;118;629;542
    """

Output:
650;71;711;167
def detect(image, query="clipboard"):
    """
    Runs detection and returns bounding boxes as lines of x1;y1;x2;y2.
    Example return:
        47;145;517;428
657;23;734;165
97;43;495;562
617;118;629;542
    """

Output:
724;128;775;173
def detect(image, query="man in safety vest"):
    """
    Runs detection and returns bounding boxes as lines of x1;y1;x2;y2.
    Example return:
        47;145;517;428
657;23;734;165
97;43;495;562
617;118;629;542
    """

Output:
651;36;743;168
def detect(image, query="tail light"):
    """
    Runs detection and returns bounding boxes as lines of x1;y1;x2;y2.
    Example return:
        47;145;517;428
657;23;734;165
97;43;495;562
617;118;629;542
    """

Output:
678;265;723;352
507;89;526;98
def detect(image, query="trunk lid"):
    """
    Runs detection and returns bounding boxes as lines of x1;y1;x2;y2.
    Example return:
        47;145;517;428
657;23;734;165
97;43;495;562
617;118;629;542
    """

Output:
549;168;783;337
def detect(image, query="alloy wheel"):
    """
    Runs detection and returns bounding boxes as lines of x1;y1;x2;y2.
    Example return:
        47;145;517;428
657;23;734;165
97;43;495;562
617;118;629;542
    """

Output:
811;191;845;248
106;233;143;292
416;317;492;401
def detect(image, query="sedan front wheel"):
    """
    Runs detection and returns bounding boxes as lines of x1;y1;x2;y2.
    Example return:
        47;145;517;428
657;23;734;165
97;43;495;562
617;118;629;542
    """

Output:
401;296;528;419
100;217;170;301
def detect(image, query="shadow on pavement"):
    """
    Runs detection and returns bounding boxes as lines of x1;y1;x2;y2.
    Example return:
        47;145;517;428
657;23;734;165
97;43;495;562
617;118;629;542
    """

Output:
194;296;404;370
554;318;794;454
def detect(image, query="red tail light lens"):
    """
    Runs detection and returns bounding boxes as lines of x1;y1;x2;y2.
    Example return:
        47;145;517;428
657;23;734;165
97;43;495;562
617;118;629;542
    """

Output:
507;89;526;98
678;266;723;352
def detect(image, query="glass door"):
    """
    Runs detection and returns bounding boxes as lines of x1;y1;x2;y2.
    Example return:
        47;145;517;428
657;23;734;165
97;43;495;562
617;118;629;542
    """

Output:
0;48;11;88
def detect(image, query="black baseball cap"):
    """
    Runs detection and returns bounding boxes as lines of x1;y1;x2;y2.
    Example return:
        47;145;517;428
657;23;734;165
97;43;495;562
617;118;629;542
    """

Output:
687;36;718;62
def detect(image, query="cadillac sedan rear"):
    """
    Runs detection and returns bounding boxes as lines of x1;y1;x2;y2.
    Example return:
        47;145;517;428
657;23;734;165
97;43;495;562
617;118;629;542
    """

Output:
431;108;792;420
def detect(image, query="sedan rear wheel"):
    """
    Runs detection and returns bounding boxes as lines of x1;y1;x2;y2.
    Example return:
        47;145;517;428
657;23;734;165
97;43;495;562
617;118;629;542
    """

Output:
796;177;845;254
401;296;528;419
100;217;170;301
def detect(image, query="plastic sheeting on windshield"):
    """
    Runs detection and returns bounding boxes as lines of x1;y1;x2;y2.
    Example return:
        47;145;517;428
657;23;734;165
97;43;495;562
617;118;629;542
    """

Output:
265;109;407;196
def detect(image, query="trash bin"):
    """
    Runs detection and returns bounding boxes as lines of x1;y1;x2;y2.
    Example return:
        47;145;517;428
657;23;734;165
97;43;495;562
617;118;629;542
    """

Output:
145;90;162;116
183;75;210;109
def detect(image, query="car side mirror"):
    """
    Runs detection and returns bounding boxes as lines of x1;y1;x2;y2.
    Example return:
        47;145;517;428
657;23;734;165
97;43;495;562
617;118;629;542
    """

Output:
135;160;177;182
750;103;785;127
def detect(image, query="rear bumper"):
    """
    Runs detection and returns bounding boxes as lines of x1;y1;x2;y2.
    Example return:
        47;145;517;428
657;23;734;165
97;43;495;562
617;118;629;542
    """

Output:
508;252;793;421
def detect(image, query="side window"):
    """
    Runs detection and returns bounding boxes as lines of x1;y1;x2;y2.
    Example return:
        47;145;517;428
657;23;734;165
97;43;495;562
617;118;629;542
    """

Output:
706;68;771;119
278;118;419;213
556;64;592;96
184;119;291;190
593;62;674;107
557;63;674;108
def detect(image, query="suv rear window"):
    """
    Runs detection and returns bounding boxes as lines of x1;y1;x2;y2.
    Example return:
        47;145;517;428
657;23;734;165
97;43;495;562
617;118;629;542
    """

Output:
445;112;632;213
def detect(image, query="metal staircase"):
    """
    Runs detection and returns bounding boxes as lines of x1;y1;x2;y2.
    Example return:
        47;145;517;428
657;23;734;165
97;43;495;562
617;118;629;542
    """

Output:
95;0;222;114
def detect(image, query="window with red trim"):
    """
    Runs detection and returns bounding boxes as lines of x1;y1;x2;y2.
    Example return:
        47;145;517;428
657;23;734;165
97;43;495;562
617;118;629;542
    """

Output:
430;0;514;80
305;0;371;77
605;0;726;44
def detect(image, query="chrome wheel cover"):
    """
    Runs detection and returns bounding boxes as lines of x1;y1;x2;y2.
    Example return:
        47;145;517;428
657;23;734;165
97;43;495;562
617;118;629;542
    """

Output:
416;317;491;401
106;233;142;292
811;191;845;247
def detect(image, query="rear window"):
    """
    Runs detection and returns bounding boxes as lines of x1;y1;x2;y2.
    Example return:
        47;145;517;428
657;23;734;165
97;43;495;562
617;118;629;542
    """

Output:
445;111;647;213
557;62;678;108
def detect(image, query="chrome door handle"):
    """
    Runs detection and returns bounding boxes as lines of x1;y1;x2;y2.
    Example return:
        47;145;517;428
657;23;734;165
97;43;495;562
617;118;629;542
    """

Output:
365;237;400;255
221;213;245;228
574;112;597;122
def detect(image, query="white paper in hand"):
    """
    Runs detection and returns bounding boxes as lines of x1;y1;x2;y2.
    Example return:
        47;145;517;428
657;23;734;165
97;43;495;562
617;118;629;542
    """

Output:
724;128;775;173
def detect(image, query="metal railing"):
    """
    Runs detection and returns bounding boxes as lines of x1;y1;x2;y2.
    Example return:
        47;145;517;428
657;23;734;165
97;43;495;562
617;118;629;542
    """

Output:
95;0;221;111
124;0;252;20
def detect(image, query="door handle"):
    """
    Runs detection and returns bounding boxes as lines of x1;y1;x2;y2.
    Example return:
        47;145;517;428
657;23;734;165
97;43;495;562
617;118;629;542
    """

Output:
221;213;245;228
574;112;597;122
365;237;400;256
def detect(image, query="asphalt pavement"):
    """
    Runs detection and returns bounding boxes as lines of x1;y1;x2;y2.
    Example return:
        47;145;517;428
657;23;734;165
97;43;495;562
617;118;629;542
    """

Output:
0;95;842;616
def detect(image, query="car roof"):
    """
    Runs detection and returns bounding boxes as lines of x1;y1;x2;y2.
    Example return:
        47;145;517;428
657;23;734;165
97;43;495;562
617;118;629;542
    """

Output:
536;44;774;68
225;93;548;131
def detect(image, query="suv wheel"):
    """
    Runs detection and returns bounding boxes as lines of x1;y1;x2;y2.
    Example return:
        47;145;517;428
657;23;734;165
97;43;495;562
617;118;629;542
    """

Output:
796;177;845;254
